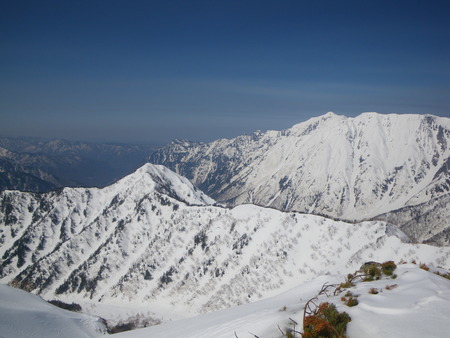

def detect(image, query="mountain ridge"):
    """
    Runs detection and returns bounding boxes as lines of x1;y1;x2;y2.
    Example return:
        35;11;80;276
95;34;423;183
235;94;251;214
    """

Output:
150;112;450;242
1;163;449;321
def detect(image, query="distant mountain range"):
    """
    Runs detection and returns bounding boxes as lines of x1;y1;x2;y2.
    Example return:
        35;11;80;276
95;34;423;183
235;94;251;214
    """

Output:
1;113;449;246
150;112;450;244
0;137;157;192
1;164;449;318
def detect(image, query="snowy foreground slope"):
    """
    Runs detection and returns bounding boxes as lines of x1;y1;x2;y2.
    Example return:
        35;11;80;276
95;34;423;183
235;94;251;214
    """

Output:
1;164;450;328
0;283;105;338
2;264;449;338
150;113;450;235
115;264;450;338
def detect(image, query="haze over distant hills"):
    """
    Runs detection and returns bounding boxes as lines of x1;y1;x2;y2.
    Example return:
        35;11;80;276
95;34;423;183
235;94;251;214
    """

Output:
0;137;157;192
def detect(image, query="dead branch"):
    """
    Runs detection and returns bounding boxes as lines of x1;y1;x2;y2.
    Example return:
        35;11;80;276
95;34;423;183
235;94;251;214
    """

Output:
334;273;369;295
289;317;298;337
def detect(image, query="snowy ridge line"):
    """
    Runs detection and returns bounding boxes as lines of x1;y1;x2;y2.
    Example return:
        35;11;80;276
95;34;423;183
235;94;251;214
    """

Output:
0;164;213;286
150;112;450;243
1;164;449;322
1;163;450;334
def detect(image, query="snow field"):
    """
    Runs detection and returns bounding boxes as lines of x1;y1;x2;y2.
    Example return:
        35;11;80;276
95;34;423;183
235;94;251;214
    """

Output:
115;264;450;338
0;284;106;338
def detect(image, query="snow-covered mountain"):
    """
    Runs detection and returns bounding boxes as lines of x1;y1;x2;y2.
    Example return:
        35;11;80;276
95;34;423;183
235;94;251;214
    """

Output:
150;113;450;224
0;164;213;285
1;164;449;322
0;152;59;192
373;192;450;246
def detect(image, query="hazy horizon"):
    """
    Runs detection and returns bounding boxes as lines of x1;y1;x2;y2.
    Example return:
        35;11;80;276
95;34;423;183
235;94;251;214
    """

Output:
1;1;449;144
1;111;450;146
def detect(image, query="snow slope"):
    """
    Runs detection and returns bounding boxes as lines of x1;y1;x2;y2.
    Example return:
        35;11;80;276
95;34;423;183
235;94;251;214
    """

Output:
0;163;213;283
1;162;450;336
1;164;450;325
150;112;450;224
115;264;450;338
0;283;105;338
374;192;450;245
2;264;449;337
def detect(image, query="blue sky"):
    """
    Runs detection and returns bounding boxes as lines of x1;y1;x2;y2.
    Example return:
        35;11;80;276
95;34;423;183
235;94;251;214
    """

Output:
1;0;449;144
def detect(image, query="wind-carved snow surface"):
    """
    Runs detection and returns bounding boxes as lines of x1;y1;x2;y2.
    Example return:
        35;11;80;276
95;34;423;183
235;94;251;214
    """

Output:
115;264;450;338
0;283;106;338
1;164;450;326
150;113;450;232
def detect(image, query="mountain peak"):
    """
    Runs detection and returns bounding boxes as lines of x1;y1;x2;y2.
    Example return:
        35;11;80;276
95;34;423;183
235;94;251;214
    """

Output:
289;111;346;132
150;112;450;233
325;111;338;117
114;163;215;206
